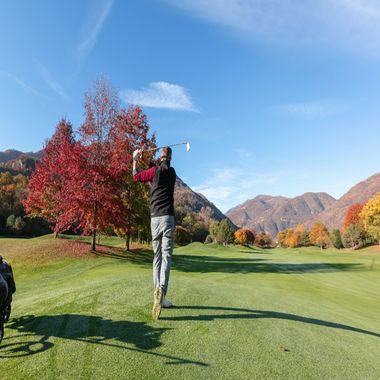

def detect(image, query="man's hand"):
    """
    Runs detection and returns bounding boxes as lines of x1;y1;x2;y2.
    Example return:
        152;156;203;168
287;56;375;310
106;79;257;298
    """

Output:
133;149;142;161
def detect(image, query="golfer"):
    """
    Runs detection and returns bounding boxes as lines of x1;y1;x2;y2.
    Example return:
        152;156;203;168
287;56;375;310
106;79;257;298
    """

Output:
133;147;176;320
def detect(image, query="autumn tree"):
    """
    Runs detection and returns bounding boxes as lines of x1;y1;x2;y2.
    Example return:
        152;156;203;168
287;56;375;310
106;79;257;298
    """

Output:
361;193;380;241
235;228;255;245
277;230;287;247
111;106;156;250
342;224;367;249
285;228;297;248
255;231;273;248
25;79;155;251
342;203;364;232
23;119;79;236
309;222;331;250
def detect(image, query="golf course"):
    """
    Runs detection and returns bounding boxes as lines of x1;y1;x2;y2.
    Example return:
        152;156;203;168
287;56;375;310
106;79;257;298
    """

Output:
0;236;379;379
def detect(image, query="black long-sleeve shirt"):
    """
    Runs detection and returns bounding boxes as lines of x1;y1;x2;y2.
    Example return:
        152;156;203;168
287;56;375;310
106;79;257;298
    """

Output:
133;160;176;217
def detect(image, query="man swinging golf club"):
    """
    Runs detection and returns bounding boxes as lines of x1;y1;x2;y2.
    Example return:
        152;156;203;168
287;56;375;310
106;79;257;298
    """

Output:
133;146;176;320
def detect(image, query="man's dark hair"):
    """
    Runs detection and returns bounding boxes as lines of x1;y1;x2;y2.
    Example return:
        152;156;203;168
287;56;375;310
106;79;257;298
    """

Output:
161;147;172;161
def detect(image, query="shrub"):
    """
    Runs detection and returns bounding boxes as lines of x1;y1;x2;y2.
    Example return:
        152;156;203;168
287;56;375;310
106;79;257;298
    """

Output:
255;232;273;248
175;226;191;246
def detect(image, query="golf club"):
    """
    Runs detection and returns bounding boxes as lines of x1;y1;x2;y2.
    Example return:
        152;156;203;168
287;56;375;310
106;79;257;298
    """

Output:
145;142;190;153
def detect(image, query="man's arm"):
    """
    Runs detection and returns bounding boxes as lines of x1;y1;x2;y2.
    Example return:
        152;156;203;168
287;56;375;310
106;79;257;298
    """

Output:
133;166;156;183
133;149;156;183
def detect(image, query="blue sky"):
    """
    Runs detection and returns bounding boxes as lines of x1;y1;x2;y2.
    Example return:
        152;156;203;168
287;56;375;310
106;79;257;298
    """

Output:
1;0;380;212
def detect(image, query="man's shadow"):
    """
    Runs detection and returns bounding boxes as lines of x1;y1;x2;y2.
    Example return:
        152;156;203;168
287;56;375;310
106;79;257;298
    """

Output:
162;306;380;338
0;314;208;366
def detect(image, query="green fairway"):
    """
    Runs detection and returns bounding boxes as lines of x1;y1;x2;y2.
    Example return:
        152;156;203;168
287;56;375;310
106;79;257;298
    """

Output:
0;236;379;379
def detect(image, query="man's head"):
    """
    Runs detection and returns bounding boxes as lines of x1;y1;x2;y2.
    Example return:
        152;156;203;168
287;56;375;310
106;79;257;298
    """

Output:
160;147;172;162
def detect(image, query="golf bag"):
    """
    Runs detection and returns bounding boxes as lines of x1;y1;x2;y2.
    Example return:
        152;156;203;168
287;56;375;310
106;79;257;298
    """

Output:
0;256;16;345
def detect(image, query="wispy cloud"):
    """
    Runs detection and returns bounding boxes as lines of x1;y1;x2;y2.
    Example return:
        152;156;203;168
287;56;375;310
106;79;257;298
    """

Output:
0;70;42;97
235;148;253;160
35;61;67;99
77;0;114;60
193;167;279;212
272;99;349;117
166;0;380;57
120;81;199;112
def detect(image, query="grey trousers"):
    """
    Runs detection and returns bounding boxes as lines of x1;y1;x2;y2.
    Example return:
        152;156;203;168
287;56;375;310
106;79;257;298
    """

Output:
151;215;175;296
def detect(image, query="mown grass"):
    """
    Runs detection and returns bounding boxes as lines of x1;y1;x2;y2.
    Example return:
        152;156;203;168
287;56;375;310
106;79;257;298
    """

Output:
0;235;379;379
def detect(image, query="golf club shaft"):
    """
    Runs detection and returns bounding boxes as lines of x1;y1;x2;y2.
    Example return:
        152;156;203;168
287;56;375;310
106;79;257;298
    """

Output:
144;142;188;152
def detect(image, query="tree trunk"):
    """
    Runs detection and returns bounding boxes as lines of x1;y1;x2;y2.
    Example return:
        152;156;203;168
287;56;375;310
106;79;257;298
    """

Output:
92;229;97;251
125;231;130;251
53;231;58;239
92;205;98;251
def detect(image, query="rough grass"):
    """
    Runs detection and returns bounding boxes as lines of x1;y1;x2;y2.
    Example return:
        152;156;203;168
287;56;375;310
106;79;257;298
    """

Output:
0;236;379;379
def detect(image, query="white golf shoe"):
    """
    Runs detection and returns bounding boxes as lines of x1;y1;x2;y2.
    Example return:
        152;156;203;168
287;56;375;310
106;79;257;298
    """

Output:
162;298;173;308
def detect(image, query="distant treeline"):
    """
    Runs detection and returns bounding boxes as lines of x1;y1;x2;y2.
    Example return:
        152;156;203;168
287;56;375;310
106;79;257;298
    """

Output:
0;172;50;236
276;198;380;250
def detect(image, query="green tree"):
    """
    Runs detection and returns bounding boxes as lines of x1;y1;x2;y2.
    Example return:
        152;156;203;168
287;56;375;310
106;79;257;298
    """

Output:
216;219;235;246
14;216;26;235
6;214;16;232
209;220;220;243
331;229;343;249
342;224;368;249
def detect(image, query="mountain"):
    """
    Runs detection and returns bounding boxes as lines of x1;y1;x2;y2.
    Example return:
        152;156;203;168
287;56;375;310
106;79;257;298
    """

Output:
0;149;42;174
0;149;42;163
226;192;336;237
307;172;380;230
175;177;227;222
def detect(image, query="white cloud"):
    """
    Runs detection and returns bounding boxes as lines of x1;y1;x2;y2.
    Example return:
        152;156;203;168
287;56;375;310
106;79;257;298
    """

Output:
35;61;67;99
120;81;198;112
166;0;380;57
0;70;41;97
77;0;113;60
193;166;279;212
272;99;349;117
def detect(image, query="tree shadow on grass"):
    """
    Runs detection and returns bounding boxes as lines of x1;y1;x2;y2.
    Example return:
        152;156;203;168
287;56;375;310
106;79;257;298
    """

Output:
91;247;153;265
0;314;207;366
172;255;365;274
161;306;380;338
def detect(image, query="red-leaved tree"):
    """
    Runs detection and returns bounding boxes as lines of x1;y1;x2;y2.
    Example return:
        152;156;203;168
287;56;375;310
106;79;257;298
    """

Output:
25;78;156;251
342;203;364;232
111;106;156;250
23;119;80;235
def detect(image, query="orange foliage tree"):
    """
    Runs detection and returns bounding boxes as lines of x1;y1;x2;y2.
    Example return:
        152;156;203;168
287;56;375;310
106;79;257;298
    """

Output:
235;228;255;245
342;203;364;232
309;222;331;249
360;193;380;241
